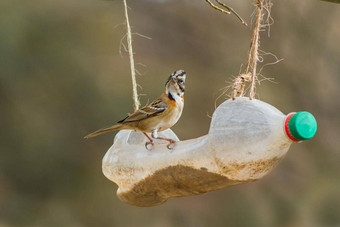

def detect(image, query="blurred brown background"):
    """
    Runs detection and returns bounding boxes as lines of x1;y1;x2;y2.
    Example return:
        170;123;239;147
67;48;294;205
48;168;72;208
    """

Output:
1;0;340;226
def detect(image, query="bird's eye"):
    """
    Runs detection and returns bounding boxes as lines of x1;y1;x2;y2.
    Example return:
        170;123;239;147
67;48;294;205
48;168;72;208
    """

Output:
177;79;183;84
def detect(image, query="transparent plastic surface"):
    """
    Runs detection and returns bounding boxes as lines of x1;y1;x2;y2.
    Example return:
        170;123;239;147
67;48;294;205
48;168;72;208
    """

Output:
102;97;293;207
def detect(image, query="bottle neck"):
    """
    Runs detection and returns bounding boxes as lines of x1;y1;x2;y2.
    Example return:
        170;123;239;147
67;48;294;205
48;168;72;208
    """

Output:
284;112;300;142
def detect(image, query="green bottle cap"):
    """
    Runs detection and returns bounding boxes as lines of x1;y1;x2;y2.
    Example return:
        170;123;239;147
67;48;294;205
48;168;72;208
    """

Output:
288;112;317;141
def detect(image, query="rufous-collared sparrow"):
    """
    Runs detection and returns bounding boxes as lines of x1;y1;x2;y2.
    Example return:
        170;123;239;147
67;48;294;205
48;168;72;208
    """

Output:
85;70;186;150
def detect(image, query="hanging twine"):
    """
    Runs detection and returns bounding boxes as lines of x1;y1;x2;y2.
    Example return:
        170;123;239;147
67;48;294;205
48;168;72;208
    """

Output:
205;0;273;101
231;0;270;100
230;0;271;100
248;0;263;99
123;0;140;111
206;0;270;100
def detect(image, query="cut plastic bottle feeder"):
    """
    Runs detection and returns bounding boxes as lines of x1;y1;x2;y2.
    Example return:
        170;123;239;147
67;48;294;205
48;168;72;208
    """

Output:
102;97;317;207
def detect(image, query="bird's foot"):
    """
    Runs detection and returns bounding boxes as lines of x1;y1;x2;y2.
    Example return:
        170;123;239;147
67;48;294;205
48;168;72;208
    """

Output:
145;141;154;151
166;139;176;150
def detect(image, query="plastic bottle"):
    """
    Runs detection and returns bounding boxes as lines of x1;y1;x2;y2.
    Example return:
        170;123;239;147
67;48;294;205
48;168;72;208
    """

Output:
102;97;317;207
208;97;318;181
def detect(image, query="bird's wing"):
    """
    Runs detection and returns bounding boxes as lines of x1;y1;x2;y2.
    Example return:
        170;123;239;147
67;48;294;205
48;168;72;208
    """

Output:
118;97;167;123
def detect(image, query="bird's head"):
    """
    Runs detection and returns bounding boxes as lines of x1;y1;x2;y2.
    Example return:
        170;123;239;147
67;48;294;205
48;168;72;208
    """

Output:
165;70;186;97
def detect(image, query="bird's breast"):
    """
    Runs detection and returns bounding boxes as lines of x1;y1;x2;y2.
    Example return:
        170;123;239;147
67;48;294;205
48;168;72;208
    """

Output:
158;100;183;131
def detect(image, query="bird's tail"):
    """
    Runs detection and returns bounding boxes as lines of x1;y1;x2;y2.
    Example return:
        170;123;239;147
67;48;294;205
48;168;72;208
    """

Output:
84;124;124;139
